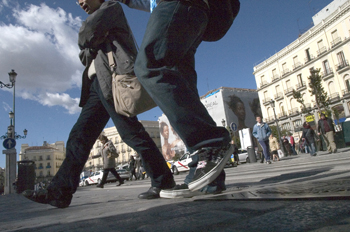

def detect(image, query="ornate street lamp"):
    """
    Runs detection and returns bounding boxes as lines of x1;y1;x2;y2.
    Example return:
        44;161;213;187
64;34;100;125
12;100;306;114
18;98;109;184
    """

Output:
269;99;286;154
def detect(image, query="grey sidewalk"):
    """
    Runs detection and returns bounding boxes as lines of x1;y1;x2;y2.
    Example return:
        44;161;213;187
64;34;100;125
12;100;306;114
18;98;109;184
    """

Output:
1;150;350;232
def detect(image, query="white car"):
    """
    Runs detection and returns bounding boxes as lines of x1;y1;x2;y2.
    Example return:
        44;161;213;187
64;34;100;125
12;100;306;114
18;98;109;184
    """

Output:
237;148;259;163
171;152;192;175
84;170;119;186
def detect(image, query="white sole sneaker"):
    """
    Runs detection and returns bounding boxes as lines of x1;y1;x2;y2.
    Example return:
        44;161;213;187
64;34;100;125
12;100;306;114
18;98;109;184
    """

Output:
188;144;233;191
160;188;204;198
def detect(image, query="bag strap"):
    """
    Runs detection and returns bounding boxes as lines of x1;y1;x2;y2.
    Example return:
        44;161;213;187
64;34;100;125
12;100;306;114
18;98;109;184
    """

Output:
106;17;138;72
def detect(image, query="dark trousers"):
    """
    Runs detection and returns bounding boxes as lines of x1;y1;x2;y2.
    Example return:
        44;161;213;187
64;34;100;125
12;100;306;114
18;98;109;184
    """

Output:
49;78;173;197
135;0;230;153
101;168;123;185
259;140;271;162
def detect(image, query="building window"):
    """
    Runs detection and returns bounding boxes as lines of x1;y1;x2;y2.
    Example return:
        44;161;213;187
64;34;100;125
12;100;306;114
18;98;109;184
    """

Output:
344;75;350;92
39;156;43;161
328;81;335;95
46;155;50;160
46;162;51;169
297;74;303;85
38;163;43;169
272;69;277;78
323;60;331;75
331;30;338;40
305;48;311;62
286;80;291;89
337;51;346;65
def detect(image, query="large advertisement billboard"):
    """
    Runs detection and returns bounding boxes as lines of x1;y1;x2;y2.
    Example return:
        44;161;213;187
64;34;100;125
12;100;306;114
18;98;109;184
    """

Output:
158;87;260;161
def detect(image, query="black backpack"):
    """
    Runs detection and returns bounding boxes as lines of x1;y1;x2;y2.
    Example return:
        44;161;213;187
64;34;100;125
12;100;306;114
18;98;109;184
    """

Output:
202;0;240;42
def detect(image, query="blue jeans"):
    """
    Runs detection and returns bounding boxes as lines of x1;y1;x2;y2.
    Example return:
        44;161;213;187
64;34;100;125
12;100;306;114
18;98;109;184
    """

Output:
49;78;173;196
309;143;316;156
135;0;230;152
259;140;271;162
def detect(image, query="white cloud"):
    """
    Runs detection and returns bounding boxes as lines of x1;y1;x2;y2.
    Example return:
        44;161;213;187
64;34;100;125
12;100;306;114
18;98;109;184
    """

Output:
0;3;83;114
2;101;12;112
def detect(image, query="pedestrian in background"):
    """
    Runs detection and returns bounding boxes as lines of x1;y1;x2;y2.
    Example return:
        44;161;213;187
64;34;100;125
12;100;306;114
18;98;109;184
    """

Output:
318;113;337;153
282;136;293;156
253;116;272;164
129;156;138;181
289;134;297;155
92;135;124;188
269;134;280;162
301;122;318;156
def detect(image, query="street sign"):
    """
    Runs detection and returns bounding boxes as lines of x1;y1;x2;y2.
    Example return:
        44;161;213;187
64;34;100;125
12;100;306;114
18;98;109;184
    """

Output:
3;138;16;149
230;122;238;132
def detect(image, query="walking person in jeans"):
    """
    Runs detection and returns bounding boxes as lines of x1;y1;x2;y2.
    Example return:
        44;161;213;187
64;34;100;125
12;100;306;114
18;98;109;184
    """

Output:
22;0;175;207
318;113;337;153
117;0;240;198
301;122;318;156
253;116;272;164
92;135;124;188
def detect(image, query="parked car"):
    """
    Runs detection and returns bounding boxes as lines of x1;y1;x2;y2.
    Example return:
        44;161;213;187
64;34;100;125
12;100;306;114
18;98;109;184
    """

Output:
237;148;259;163
171;152;192;175
116;169;130;181
85;169;125;186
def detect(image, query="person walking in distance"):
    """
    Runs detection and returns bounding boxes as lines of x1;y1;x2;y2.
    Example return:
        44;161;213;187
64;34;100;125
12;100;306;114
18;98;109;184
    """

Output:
317;113;337;154
116;0;239;198
129;156;138;181
92;135;124;188
22;0;175;207
269;134;280;162
301;121;318;156
252;116;272;164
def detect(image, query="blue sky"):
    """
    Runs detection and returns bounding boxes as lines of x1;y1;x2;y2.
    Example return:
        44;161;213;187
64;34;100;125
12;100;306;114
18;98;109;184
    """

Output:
0;0;333;168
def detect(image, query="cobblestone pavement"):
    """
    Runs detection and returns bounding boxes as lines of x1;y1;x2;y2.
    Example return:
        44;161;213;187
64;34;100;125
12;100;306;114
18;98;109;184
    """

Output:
1;149;350;231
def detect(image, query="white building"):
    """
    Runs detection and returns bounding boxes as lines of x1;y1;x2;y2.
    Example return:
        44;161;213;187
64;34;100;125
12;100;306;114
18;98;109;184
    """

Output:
253;0;350;134
20;141;66;182
85;120;161;171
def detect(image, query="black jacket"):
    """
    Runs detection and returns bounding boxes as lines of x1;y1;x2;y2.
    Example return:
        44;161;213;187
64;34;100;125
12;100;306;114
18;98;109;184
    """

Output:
317;117;335;134
301;128;317;145
78;1;137;107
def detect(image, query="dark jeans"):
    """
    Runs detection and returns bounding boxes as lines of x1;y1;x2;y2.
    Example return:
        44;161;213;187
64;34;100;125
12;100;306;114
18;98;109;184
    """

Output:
101;168;123;185
49;78;173;197
258;140;271;162
135;0;230;152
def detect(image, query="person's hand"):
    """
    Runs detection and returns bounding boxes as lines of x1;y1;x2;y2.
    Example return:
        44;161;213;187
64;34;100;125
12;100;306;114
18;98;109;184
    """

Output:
318;133;321;135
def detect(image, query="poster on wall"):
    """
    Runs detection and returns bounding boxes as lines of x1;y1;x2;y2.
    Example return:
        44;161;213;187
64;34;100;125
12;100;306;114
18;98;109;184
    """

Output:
158;114;186;161
158;87;261;160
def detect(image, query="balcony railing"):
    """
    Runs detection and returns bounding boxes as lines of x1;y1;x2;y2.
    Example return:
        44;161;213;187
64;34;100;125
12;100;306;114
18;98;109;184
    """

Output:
317;46;327;56
282;69;290;77
274;92;283;100
262;98;271;105
331;37;342;48
336;60;349;71
289;108;299;115
296;81;306;89
260;80;268;88
271;74;280;82
321;68;334;79
278;111;288;119
330;93;340;102
304;54;315;63
292;62;302;70
284;87;294;95
342;88;350;98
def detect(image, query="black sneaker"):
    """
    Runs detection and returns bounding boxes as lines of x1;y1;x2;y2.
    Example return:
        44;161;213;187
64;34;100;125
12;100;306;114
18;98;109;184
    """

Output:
96;184;104;188
22;189;72;208
188;144;233;191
